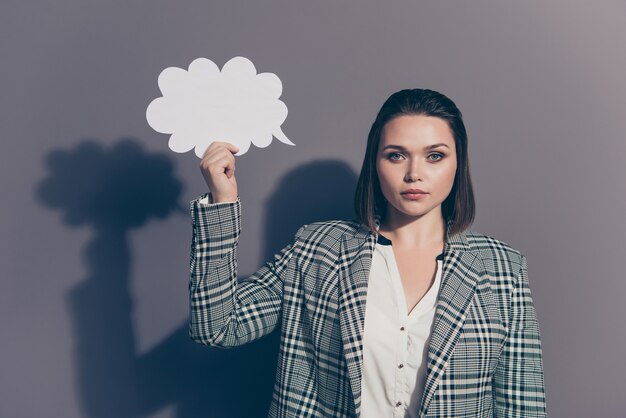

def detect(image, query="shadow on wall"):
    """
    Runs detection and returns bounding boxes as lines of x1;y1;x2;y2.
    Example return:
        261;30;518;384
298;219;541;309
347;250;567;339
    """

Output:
262;159;358;261
35;138;358;418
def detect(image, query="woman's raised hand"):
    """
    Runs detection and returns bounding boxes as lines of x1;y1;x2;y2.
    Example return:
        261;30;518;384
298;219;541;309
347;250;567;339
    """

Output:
199;141;240;203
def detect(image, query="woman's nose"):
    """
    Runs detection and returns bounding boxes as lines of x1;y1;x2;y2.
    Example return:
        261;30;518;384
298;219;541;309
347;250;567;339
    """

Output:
404;161;422;182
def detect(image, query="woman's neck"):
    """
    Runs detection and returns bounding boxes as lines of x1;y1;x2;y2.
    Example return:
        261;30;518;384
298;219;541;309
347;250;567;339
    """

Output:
378;211;446;249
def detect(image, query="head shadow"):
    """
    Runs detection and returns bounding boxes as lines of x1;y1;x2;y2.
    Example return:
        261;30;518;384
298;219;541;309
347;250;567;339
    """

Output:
262;159;358;260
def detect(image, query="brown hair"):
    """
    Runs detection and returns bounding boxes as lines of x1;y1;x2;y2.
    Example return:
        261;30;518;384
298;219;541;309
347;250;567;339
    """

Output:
354;88;475;236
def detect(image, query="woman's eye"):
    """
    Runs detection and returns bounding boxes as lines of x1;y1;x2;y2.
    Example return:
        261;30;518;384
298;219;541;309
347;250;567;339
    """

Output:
387;152;403;161
428;153;444;161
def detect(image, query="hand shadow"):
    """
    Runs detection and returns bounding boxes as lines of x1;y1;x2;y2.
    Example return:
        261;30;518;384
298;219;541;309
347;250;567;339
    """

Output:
35;138;358;418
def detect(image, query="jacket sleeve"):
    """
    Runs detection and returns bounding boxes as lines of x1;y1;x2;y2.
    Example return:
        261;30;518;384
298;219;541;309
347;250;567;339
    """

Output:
493;255;547;417
188;193;306;348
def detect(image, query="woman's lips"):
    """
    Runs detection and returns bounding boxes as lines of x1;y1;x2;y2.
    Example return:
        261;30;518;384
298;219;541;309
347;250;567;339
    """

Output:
401;192;428;200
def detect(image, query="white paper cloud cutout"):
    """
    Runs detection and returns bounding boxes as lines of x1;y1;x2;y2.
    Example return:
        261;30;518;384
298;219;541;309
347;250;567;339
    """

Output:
146;56;295;157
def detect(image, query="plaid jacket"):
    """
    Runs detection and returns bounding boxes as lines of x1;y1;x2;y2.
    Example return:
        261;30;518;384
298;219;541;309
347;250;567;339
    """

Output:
188;194;547;417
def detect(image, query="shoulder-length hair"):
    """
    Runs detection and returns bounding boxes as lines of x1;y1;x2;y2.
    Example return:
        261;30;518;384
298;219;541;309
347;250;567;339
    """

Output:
354;88;475;237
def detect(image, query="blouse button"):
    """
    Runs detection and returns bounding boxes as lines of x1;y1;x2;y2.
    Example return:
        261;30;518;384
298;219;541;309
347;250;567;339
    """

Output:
400;326;405;331
396;401;402;407
398;363;404;368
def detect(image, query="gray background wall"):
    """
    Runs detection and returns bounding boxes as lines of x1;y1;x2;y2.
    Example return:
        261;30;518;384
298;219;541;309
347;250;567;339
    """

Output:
2;1;625;417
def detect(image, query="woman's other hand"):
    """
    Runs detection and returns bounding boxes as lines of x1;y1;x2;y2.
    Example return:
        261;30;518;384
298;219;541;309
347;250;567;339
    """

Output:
199;141;239;203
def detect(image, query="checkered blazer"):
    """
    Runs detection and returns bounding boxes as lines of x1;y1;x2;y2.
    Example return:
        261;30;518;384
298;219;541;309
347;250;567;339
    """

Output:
188;194;547;417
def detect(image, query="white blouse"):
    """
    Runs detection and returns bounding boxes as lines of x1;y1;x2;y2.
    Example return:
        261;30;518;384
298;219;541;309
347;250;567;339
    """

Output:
360;231;444;418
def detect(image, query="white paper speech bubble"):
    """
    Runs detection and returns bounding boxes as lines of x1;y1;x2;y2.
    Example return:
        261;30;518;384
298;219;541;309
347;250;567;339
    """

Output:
146;56;295;157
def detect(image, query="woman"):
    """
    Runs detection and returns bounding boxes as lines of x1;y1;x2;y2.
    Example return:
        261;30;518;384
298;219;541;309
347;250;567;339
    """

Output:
188;88;547;417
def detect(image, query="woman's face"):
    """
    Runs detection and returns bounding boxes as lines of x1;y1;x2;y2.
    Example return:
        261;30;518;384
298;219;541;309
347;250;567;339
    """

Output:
376;114;457;223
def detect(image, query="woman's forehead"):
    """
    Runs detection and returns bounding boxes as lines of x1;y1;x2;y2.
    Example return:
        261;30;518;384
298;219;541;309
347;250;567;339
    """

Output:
382;115;453;143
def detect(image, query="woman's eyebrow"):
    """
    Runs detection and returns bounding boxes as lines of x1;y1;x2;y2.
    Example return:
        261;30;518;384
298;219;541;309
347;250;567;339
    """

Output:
382;143;450;151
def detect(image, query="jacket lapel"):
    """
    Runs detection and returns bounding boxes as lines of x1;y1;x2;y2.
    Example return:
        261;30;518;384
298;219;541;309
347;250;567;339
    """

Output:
417;248;481;418
337;222;377;416
337;218;481;417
